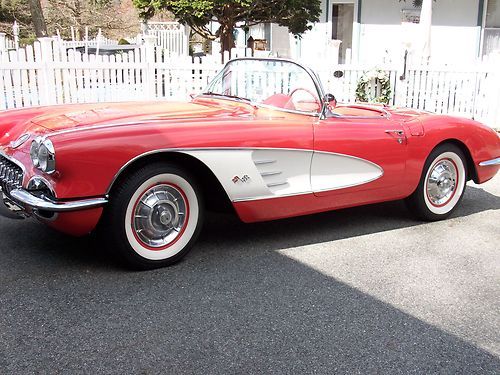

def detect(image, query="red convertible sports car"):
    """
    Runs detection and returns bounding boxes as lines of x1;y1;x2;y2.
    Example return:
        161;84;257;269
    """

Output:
1;58;499;269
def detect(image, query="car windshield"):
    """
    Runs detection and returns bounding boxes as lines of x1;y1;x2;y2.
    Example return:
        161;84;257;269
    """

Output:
203;59;323;114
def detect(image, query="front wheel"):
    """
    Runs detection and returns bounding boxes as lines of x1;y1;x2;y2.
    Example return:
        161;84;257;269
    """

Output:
100;163;204;269
406;144;467;221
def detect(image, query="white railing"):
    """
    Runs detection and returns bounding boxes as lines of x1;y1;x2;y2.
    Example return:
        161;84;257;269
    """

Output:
58;36;119;49
0;38;499;128
146;21;189;56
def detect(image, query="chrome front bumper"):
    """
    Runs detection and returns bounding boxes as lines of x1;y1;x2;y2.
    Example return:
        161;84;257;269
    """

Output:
479;157;500;167
1;187;107;219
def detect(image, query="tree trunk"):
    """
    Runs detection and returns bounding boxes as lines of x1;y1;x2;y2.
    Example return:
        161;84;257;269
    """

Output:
219;4;236;63
29;0;48;37
219;23;236;62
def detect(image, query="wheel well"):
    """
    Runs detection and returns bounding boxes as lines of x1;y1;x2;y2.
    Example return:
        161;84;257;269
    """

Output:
434;139;478;183
108;152;235;214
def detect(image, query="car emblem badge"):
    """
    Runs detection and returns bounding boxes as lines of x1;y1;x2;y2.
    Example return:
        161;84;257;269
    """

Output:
232;175;251;184
11;133;30;149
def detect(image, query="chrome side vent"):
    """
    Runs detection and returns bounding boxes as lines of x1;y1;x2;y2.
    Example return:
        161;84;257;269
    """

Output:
252;152;289;192
266;181;289;188
260;171;282;177
254;159;276;165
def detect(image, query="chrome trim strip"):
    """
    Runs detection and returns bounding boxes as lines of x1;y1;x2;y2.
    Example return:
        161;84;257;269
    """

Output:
266;181;288;188
232;190;311;203
9;189;107;212
312;174;384;193
478;157;500;166
236;171;384;203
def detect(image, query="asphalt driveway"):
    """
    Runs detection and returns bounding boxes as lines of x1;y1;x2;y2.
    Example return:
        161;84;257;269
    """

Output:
0;177;499;374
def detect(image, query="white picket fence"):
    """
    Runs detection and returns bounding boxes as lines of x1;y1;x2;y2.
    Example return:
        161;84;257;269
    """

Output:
147;22;189;57
315;64;500;126
58;36;120;50
0;37;499;128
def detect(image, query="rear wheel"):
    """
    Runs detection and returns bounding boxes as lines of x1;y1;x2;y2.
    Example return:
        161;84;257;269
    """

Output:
100;163;204;269
406;144;467;221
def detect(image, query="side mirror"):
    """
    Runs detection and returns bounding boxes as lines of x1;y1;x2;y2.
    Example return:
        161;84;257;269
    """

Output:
324;93;337;109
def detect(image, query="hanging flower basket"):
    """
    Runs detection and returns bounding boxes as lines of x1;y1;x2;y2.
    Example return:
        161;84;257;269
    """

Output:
355;70;392;104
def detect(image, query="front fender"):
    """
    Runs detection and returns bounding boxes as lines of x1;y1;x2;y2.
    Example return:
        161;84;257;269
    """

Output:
404;115;499;189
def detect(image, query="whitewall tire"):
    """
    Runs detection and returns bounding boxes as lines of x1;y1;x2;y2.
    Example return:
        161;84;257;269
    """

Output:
406;144;467;221
100;163;204;269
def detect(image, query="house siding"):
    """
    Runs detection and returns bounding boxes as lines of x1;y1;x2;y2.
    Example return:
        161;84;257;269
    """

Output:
358;0;482;63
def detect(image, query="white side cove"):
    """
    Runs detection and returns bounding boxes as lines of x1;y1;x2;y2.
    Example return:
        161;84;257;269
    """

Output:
181;149;383;202
310;151;384;192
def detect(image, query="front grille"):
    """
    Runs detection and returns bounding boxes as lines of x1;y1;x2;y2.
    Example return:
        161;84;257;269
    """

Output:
0;155;24;193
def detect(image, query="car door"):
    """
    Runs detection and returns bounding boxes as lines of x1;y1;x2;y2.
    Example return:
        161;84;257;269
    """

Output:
312;111;408;202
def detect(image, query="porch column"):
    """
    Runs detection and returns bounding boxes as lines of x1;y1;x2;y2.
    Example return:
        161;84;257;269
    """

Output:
352;0;362;63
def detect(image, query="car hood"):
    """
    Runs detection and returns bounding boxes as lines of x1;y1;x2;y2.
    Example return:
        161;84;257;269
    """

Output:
0;100;246;147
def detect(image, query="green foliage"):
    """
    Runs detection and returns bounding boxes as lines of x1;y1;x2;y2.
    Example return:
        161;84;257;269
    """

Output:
355;70;392;105
0;0;33;38
133;0;321;45
19;36;37;46
118;38;131;45
399;0;436;8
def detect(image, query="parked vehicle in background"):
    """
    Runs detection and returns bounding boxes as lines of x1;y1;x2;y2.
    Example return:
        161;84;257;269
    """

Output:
1;58;499;269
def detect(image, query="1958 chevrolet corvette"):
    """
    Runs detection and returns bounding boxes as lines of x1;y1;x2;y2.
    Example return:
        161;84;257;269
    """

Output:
1;58;499;268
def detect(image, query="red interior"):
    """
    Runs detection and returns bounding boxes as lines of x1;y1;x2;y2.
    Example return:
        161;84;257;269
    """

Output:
332;105;386;117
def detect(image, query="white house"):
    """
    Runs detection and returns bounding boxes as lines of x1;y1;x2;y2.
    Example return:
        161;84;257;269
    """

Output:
236;0;500;64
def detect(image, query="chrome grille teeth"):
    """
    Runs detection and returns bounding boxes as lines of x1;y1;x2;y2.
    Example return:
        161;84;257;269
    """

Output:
0;155;24;191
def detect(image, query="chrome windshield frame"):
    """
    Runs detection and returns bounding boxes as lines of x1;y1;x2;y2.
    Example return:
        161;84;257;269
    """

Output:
202;57;327;118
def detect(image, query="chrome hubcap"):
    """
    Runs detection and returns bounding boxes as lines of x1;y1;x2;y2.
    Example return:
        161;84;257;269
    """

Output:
426;159;458;206
133;184;187;248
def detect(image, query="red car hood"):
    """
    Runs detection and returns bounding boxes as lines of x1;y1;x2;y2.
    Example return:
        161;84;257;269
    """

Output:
0;100;242;146
0;100;433;148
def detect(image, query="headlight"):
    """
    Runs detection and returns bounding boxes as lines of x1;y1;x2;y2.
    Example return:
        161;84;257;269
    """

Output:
30;137;56;174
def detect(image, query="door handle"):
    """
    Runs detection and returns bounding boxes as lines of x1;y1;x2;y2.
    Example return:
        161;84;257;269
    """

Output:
385;129;405;144
385;129;404;136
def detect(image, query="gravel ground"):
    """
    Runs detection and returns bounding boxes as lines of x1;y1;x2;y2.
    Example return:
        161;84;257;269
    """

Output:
0;177;499;374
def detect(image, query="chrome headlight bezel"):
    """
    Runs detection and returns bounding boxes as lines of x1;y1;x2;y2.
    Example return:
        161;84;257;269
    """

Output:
30;137;56;174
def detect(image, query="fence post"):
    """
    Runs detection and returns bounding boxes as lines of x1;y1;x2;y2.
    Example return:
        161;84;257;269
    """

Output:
12;21;19;50
142;35;157;100
37;37;55;105
0;33;6;53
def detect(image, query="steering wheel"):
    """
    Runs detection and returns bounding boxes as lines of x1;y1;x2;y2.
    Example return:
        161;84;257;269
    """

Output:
288;88;321;108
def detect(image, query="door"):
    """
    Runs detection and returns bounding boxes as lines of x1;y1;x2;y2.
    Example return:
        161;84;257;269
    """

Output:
312;113;407;201
332;3;354;64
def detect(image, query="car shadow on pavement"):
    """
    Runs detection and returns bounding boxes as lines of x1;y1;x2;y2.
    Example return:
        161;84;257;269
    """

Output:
0;185;499;373
197;185;500;254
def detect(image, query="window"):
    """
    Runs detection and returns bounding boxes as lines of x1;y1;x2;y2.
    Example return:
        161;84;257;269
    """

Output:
483;0;500;56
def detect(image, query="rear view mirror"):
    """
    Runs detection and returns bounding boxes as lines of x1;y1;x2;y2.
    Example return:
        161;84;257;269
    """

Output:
324;93;337;108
